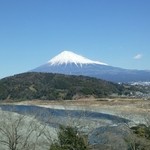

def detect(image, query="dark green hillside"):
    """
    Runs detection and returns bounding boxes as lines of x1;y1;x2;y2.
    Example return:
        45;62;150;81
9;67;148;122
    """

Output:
0;72;125;100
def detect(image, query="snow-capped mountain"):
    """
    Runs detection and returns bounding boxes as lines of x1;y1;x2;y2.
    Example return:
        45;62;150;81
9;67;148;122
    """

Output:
48;51;107;66
32;51;150;83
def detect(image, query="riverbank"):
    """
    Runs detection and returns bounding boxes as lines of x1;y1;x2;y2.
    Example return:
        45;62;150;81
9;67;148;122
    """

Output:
1;98;150;150
1;98;150;125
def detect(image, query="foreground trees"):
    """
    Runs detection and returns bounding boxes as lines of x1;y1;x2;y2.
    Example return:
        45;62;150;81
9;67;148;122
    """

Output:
0;110;56;150
50;125;89;150
126;124;150;150
0;109;90;150
0;107;150;150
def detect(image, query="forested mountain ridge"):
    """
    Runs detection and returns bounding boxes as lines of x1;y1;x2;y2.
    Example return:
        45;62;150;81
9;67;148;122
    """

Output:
0;72;128;100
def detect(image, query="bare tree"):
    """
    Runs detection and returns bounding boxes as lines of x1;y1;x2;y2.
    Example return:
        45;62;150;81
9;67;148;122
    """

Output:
0;109;57;150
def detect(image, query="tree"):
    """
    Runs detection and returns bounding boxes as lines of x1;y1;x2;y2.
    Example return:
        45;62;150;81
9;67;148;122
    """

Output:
50;125;89;150
0;109;56;150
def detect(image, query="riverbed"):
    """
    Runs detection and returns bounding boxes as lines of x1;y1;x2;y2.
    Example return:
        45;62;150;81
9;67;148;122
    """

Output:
0;99;150;150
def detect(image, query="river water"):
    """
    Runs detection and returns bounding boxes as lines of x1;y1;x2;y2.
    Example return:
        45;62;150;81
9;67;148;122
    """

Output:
0;105;129;128
0;104;131;149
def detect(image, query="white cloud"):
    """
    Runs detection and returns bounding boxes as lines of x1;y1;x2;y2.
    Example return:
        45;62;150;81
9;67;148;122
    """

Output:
133;54;143;60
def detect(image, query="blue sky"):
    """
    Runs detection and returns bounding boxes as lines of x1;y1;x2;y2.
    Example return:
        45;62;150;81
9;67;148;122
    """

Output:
0;0;150;78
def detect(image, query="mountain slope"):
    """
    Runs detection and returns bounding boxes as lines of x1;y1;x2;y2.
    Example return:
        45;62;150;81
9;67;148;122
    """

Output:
32;51;150;83
0;72;125;100
48;51;108;66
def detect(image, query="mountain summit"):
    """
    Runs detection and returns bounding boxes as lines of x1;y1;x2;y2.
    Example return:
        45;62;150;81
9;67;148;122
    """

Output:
32;50;150;83
48;51;107;66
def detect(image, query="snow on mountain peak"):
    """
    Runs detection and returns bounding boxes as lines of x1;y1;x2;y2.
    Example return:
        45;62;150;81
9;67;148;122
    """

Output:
48;50;107;66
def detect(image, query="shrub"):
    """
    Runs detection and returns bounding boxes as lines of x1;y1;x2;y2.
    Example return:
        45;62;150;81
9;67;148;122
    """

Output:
50;125;89;150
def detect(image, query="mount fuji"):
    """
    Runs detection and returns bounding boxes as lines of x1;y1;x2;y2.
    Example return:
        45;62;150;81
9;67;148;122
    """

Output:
32;51;150;83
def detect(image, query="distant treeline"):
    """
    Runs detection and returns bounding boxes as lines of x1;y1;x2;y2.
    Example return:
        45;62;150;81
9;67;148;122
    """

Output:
0;72;133;100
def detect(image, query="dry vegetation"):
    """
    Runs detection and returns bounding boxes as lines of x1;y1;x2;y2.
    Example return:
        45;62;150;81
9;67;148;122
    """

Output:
2;98;150;126
0;98;150;150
